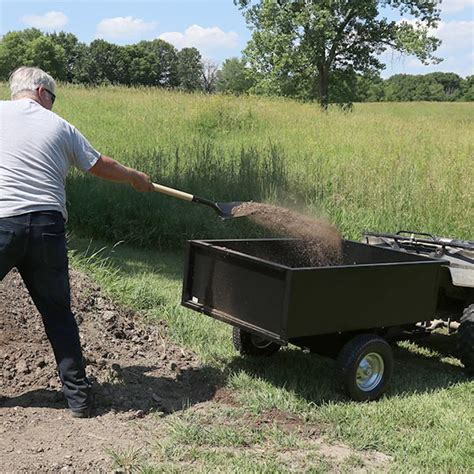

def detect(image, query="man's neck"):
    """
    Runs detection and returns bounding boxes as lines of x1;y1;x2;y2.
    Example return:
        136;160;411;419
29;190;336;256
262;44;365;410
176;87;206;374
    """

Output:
14;93;39;104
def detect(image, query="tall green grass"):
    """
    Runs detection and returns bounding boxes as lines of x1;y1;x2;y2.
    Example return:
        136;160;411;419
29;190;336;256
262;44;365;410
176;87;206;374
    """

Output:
2;84;472;245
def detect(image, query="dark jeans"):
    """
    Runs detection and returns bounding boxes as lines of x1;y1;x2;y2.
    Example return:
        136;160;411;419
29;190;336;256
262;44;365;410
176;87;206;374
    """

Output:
0;211;91;411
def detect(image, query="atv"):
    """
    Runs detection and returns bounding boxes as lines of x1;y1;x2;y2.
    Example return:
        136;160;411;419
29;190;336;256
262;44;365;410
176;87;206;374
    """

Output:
364;230;474;374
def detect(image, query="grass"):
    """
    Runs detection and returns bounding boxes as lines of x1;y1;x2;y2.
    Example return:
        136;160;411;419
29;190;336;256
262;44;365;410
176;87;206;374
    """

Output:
70;236;474;472
2;84;472;246
64;91;472;245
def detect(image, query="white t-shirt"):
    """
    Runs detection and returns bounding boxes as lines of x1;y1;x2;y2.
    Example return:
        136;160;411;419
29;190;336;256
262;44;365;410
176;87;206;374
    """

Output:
0;98;101;220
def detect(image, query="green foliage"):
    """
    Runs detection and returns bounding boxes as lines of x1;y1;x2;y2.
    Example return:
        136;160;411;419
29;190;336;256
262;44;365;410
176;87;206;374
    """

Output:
355;72;385;102
24;36;67;80
85;39;130;85
0;29;196;90
127;40;179;87
235;0;442;106
177;47;203;91
462;76;474;101
216;57;255;95
0;27;471;103
0;29;44;78
425;72;464;100
354;72;472;102
48;32;85;82
384;73;461;101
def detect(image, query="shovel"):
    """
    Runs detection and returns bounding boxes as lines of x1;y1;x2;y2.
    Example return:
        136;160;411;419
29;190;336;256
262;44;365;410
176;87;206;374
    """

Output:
152;182;246;219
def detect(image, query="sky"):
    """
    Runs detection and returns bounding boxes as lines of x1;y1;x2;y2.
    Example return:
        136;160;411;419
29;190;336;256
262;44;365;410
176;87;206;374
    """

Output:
0;0;473;78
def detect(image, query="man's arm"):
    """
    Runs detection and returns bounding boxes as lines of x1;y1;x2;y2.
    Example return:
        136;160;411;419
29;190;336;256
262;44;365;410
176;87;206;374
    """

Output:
88;155;154;192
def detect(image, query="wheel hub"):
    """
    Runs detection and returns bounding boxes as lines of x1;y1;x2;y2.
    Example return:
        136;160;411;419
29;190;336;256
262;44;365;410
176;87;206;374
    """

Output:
250;334;273;349
356;353;384;392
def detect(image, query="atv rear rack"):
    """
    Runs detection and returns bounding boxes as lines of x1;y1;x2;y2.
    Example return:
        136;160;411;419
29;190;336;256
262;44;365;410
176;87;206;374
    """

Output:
364;230;474;251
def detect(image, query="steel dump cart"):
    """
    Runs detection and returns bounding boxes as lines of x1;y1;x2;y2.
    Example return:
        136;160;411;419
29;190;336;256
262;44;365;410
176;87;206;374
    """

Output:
182;238;446;401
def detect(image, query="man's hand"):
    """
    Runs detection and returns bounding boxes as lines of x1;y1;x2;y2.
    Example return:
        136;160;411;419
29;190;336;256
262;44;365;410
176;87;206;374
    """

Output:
130;170;154;192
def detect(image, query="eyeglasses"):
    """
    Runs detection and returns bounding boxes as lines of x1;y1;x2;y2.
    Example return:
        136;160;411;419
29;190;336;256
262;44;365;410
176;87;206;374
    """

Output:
37;87;56;105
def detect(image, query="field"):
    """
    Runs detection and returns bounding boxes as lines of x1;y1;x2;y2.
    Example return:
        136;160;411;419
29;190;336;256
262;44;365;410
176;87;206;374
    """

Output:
1;84;474;472
3;84;471;245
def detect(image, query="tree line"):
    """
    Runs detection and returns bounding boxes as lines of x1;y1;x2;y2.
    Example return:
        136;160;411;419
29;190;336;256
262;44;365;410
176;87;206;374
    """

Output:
219;59;473;102
0;27;472;102
355;72;473;102
0;29;209;91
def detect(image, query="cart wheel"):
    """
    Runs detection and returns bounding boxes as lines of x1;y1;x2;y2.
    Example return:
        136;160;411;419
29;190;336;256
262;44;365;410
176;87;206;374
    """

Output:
337;334;393;402
232;327;281;356
458;304;474;376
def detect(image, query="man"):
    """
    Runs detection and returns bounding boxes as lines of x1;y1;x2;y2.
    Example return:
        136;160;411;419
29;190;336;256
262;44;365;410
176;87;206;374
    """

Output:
0;66;154;418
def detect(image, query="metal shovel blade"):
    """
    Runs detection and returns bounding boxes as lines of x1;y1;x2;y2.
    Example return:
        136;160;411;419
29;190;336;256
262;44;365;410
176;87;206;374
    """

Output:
214;201;246;219
193;197;253;219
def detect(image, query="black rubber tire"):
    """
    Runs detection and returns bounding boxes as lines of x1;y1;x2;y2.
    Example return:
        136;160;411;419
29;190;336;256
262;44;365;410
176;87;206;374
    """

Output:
458;304;474;376
232;327;281;356
337;334;393;402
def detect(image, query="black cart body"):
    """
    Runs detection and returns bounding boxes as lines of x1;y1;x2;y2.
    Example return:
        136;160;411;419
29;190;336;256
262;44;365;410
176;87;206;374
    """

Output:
182;239;445;346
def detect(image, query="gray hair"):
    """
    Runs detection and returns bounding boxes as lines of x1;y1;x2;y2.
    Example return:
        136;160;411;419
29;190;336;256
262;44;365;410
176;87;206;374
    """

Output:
9;66;56;98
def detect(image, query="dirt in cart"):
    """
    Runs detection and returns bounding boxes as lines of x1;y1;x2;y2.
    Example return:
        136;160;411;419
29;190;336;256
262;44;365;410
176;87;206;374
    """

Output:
232;202;343;266
0;268;216;472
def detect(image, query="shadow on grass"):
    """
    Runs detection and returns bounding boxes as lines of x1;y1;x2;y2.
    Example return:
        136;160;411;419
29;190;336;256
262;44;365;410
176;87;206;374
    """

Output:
222;334;469;406
404;331;460;359
1;364;223;417
68;235;185;283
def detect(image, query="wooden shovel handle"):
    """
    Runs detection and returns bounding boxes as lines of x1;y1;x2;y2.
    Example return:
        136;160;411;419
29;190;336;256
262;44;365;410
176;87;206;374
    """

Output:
152;183;194;202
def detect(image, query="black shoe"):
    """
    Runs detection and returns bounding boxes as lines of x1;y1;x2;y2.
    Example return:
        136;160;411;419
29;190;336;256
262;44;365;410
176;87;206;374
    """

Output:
70;395;94;419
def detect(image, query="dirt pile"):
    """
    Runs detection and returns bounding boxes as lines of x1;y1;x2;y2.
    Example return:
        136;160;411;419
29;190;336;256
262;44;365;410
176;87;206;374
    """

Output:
0;268;219;471
233;202;343;266
0;268;215;414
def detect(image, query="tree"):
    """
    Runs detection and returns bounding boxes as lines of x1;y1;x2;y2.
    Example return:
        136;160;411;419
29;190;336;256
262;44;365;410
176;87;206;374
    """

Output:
176;47;203;91
0;30;66;81
66;42;92;84
152;40;179;87
216;57;255;94
412;76;444;101
201;59;219;93
235;0;442;107
0;29;43;80
128;39;178;87
461;76;474;101
48;32;86;83
355;72;385;102
424;72;463;100
25;36;67;80
384;74;417;101
85;39;130;85
383;73;448;101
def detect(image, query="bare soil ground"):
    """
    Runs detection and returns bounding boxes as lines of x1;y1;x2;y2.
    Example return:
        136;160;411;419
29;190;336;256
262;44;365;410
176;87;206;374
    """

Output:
0;268;215;472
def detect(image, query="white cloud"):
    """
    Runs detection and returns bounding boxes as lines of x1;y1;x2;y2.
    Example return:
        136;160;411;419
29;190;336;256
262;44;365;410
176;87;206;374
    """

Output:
21;11;68;30
439;0;474;14
96;16;158;40
396;52;473;75
381;19;474;76
159;24;239;51
434;20;474;50
398;19;473;51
